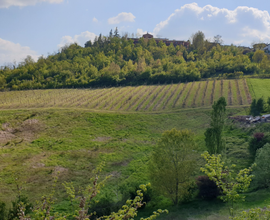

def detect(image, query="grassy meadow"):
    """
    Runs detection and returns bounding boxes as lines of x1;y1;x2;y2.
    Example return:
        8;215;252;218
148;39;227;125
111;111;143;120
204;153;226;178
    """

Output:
1;78;270;219
247;78;270;101
1;106;269;219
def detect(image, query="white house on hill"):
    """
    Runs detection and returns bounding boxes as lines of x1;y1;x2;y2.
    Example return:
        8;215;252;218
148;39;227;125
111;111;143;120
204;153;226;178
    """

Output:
263;45;270;53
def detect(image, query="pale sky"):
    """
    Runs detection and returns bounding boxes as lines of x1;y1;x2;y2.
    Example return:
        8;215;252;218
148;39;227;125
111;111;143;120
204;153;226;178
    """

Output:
1;0;270;66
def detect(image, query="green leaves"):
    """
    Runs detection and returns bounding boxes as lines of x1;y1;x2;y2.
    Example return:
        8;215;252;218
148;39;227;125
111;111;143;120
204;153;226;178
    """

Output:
204;97;227;154
201;152;253;216
149;129;197;205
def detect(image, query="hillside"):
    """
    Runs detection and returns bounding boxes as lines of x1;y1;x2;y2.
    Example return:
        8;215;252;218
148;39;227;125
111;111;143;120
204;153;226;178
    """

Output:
0;32;270;91
0;79;252;111
0;78;270;219
0;107;256;219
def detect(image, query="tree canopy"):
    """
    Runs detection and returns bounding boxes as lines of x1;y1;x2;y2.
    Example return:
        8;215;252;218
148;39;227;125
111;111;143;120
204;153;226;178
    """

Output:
148;129;197;205
1;29;270;90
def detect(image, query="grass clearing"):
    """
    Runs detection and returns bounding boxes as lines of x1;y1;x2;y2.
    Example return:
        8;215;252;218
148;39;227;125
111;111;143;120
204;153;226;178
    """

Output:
248;78;270;100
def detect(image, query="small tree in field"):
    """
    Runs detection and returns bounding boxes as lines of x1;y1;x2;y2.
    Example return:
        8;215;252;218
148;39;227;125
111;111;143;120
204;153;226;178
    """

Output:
148;129;197;205
204;97;227;154
201;152;253;217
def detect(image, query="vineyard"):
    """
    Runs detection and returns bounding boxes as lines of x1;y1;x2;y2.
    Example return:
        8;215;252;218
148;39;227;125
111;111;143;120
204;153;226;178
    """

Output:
0;79;253;112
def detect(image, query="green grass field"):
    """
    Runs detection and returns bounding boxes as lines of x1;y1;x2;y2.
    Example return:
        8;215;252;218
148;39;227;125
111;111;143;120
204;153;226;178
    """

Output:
247;78;270;100
1;78;270;219
0;79;252;112
0;107;260;219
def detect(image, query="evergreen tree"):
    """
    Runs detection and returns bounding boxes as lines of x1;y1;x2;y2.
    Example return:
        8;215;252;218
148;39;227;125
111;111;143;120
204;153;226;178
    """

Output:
250;99;258;116
114;27;120;38
84;40;92;48
109;29;113;38
250;98;265;116
205;97;227;154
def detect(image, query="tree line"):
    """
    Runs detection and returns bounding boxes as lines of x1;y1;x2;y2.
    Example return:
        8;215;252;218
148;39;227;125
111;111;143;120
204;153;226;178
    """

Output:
1;29;270;90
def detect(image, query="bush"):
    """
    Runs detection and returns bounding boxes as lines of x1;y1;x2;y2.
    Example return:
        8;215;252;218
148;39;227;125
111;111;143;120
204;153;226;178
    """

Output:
7;195;32;220
0;201;7;220
248;132;269;157
196;175;220;200
250;98;265;116
252;143;270;189
88;192;123;219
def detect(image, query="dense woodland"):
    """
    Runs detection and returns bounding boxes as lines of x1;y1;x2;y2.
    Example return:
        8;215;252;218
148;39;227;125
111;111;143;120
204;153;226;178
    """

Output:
0;29;270;90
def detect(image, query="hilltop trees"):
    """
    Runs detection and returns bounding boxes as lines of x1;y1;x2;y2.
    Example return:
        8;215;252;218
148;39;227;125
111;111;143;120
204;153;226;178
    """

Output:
148;129;197;205
204;97;227;154
252;50;265;63
191;31;205;54
1;27;270;91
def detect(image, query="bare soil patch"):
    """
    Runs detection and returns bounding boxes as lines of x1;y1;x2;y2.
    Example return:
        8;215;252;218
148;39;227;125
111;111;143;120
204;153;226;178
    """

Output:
92;136;112;142
1;119;43;144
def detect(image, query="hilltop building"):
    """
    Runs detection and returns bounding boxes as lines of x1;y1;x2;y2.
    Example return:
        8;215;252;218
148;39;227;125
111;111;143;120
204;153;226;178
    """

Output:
128;33;190;48
263;45;270;54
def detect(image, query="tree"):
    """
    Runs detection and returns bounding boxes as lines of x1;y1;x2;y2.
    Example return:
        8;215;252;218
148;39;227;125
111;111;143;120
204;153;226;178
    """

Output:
248;132;270;158
213;35;224;45
249;98;265;116
201;152;254;217
192;31;205;53
187;51;195;61
84;40;92;48
253;143;270;188
114;27;120;38
252;50;265;63
148;129;197;205
204;97;227;154
109;29;113;38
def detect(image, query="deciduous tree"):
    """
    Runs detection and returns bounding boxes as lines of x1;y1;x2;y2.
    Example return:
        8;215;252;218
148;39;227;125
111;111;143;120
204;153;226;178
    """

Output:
253;143;270;188
148;129;197;205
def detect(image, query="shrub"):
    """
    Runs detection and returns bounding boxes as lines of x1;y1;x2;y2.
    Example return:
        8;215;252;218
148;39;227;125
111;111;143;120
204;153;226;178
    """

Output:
0;201;7;220
7;195;32;220
248;132;269;157
196;175;220;200
252;143;270;188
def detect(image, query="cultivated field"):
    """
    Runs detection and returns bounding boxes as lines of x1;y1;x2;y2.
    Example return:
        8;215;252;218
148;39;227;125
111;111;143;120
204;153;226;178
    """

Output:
0;79;252;111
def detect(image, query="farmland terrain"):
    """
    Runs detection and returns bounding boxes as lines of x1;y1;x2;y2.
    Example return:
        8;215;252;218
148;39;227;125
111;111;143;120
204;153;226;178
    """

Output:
0;79;255;111
0;78;269;219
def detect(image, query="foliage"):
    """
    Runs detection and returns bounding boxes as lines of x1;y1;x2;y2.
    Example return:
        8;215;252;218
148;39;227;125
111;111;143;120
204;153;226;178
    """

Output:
0;201;6;220
148;128;197;205
12;164;168;220
204;97;227;154
268;97;270;112
1;29;270;91
201;152;253;216
196;175;220;200
248;132;270;157
249;98;265;116
232;207;270;220
252;50;265;63
252;143;270;188
7;195;32;220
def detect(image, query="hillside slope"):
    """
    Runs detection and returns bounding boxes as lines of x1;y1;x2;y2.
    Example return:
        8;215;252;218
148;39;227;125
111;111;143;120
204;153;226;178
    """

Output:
0;79;252;111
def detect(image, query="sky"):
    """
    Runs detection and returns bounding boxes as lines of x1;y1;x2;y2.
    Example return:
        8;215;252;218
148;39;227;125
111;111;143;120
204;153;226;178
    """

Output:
1;0;270;66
